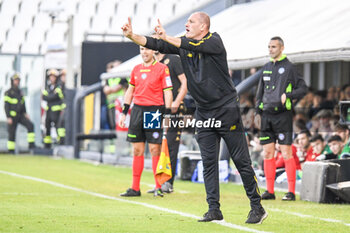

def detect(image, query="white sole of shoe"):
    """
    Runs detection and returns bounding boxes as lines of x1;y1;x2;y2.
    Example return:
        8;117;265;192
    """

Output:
256;212;268;224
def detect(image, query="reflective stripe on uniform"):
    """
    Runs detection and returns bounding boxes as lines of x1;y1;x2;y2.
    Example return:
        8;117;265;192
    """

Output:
128;134;137;138
108;77;121;86
27;132;35;143
7;141;15;150
55;88;64;99
263;70;272;74
51;105;62;111
44;136;52;144
259;102;264;110
10;111;17;117
42;90;48;96
4;96;18;104
285;83;292;110
107;103;115;109
259;136;270;141
57;128;66;137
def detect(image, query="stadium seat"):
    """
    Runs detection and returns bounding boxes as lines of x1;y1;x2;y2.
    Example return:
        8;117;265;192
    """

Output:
1;40;21;54
20;42;40;54
90;15;111;34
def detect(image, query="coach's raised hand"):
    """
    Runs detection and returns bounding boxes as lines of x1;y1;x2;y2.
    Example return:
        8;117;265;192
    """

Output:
154;18;181;48
155;19;166;40
121;17;147;46
121;17;133;38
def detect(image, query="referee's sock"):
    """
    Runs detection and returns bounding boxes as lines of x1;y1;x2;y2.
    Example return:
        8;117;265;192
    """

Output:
284;157;296;194
152;155;161;189
132;155;144;191
264;158;276;194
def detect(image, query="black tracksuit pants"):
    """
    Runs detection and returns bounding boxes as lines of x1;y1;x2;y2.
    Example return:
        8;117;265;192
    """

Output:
195;100;262;211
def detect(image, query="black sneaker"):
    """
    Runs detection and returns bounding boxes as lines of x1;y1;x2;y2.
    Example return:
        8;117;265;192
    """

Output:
261;191;276;200
282;192;296;201
161;182;174;193
120;188;141;197
198;210;224;222
245;207;268;224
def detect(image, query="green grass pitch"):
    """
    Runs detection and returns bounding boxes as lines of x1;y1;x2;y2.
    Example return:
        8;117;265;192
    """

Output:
0;155;349;233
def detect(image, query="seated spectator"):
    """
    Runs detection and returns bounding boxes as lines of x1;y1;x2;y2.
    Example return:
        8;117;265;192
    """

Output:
317;135;343;160
333;123;350;159
334;123;350;146
308;91;323;119
293;117;307;137
275;142;301;171
340;84;350;101
316;109;333;141
294;129;313;164
308;134;328;161
295;89;314;117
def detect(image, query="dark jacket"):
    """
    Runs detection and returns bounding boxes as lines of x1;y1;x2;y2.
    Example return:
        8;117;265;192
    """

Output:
42;84;64;112
145;32;237;110
256;56;307;114
4;87;26;118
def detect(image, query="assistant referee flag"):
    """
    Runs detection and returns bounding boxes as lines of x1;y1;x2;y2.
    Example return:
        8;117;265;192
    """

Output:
155;135;172;185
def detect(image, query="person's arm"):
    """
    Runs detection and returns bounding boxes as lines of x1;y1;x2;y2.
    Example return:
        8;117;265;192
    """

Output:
121;17;147;46
286;67;308;100
255;75;264;114
164;89;173;110
172;73;187;113
122;17;179;54
4;91;11;118
122;85;134;106
118;85;134;128
154;19;223;54
42;87;61;102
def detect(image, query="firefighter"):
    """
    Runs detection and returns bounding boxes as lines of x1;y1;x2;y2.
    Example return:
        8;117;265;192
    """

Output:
42;69;64;148
4;73;35;153
57;69;66;145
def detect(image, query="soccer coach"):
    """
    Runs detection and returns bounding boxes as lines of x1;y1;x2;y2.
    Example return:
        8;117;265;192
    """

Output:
122;12;266;224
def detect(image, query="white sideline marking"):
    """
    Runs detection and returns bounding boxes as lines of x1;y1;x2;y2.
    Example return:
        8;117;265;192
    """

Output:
0;170;270;233
269;208;350;227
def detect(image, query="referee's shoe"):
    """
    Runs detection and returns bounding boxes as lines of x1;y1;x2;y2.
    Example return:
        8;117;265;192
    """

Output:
120;188;141;197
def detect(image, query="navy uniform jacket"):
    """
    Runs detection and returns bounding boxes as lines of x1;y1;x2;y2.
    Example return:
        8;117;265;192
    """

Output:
256;55;307;114
145;32;237;110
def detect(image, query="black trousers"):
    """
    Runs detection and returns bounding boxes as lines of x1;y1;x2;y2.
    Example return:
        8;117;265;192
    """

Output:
45;110;60;147
195;101;262;211
7;115;34;150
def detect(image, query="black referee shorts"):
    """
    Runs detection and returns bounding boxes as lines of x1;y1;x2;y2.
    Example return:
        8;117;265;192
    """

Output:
127;104;164;144
259;111;293;145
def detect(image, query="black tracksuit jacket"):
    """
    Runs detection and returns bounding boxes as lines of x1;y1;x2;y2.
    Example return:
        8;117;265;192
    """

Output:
256;56;308;114
145;32;237;110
